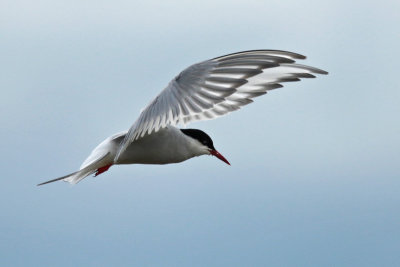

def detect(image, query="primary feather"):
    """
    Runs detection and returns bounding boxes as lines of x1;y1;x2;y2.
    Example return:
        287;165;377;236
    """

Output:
115;50;328;161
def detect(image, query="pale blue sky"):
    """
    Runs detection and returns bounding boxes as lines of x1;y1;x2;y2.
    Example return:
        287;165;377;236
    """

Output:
1;0;400;266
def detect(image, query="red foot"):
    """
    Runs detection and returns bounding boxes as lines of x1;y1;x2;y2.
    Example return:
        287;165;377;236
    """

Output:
95;164;112;176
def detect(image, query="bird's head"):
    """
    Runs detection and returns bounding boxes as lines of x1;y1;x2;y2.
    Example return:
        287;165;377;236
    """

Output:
180;129;230;165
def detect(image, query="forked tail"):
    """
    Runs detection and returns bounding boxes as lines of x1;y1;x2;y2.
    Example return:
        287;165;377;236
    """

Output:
37;152;111;186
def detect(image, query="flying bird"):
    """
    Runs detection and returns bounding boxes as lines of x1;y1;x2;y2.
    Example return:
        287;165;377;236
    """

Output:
38;50;327;186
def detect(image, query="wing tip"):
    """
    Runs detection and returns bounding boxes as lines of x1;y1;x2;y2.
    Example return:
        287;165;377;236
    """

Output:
313;69;329;75
320;69;329;75
212;49;307;61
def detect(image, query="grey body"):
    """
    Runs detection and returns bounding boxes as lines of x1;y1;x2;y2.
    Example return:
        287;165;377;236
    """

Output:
38;126;210;185
37;126;209;185
116;126;208;165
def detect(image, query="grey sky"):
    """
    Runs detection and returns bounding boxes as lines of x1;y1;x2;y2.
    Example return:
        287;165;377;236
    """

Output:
1;0;399;266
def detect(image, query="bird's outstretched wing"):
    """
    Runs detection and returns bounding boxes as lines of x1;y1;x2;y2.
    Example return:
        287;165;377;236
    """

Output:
116;50;327;160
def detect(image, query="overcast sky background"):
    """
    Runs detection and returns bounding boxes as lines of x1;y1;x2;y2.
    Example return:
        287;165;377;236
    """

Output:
1;0;399;266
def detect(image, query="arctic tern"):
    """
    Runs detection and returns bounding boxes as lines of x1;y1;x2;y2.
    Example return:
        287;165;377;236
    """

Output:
38;50;327;186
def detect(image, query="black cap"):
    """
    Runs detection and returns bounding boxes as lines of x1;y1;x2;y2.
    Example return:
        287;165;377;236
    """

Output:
180;129;215;150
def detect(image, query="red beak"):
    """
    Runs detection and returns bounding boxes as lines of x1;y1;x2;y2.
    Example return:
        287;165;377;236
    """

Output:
210;150;231;165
